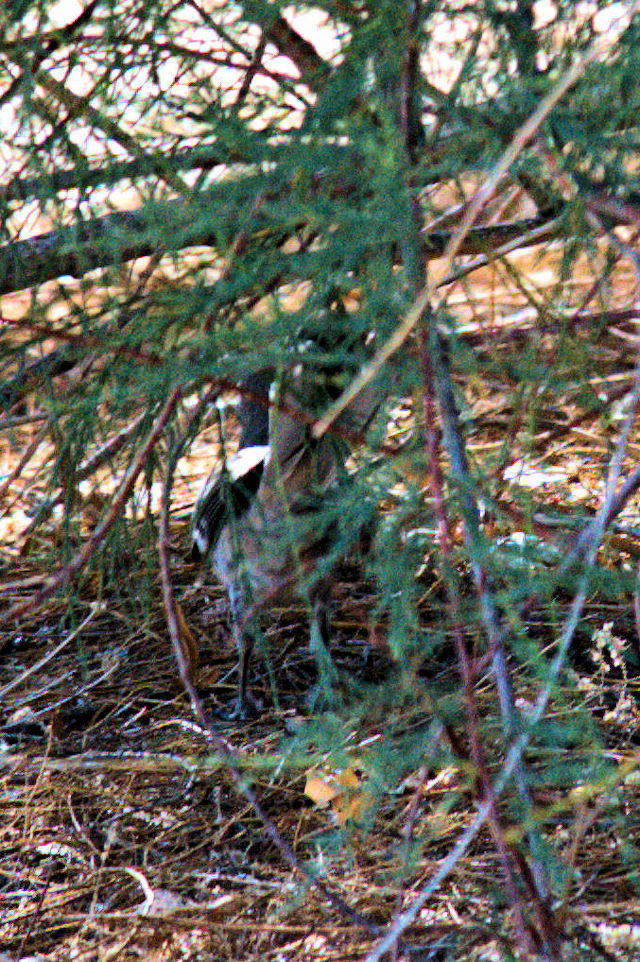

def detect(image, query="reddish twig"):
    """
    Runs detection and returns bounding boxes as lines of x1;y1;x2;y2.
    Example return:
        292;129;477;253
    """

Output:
0;389;181;626
158;406;387;945
1;316;165;369
386;36;557;950
18;411;150;539
235;33;267;105
431;325;561;938
0;421;50;507
419;320;546;956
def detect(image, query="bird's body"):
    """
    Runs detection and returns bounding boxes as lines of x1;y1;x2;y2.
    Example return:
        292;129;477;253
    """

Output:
191;364;380;716
190;444;269;563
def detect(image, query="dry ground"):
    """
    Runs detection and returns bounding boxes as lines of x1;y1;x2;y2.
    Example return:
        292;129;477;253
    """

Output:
3;243;640;960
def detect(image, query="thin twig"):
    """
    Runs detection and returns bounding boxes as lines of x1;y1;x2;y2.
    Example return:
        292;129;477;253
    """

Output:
365;186;640;962
437;217;560;291
313;1;639;443
419;321;545;956
0;605;102;700
364;725;536;962
158;401;387;943
430;324;558;948
0;389;181;626
0;421;50;505
235;33;267;105
401;33;554;944
366;15;640;958
18;412;148;538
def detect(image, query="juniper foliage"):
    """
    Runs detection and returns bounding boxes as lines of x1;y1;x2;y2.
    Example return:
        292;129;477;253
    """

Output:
2;0;640;947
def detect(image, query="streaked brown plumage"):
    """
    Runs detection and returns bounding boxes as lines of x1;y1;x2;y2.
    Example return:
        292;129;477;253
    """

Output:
191;367;380;717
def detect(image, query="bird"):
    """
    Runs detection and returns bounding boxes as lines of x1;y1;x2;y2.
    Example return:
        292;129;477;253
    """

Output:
191;369;272;568
190;357;381;718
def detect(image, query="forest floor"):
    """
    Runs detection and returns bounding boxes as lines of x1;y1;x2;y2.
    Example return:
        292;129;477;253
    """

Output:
3;242;640;961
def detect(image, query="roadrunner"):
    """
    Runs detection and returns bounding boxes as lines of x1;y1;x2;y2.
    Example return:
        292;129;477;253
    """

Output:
191;363;380;717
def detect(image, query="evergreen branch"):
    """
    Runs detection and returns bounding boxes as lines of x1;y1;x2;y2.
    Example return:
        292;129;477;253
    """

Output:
367;120;640;962
0;208;549;432
0;206;550;297
418;320;545;957
0;0;100;110
264;15;331;91
366;358;640;959
403;53;554;942
23;69;194;199
1;316;165;367
0;388;181;626
430;324;558;951
312;1;638;441
366;14;640;959
0;121;552;209
0;144;233;205
158;399;387;944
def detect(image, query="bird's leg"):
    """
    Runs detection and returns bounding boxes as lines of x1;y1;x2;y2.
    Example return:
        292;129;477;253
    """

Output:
312;585;332;653
226;591;263;720
234;623;262;718
224;621;264;719
308;580;339;705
